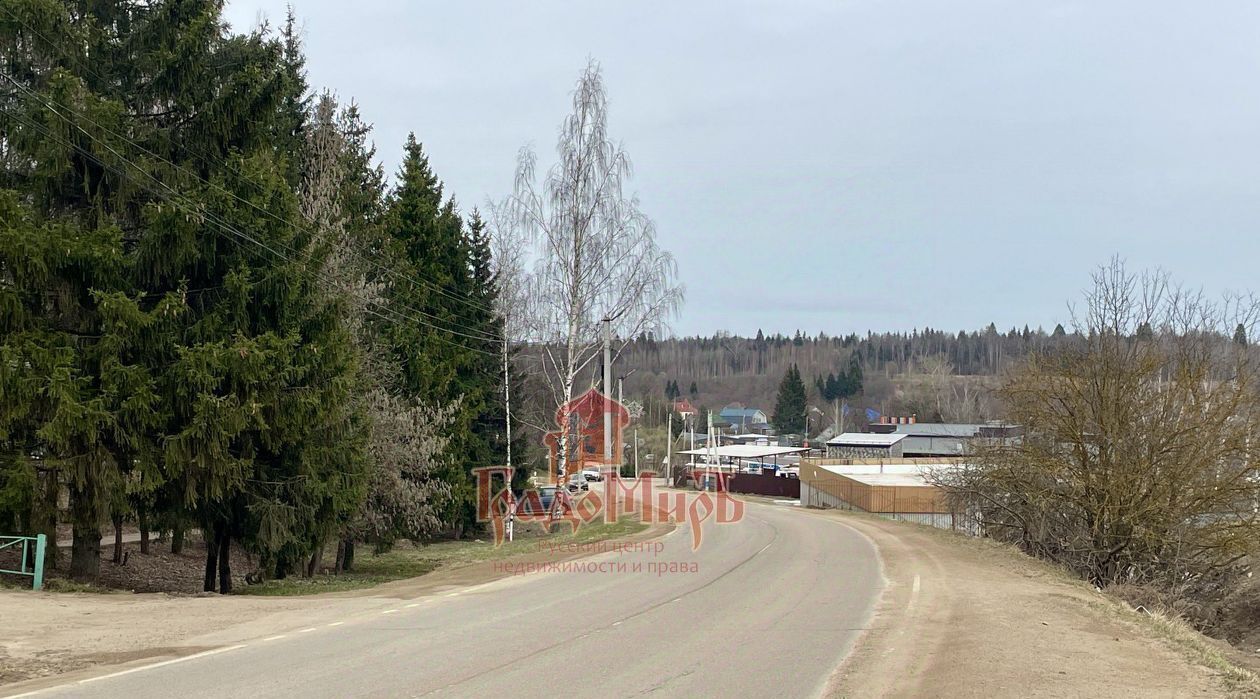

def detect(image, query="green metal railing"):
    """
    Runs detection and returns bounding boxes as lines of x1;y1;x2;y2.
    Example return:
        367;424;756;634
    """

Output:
0;534;47;590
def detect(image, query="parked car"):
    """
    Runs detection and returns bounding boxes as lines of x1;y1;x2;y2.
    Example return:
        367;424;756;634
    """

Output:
514;486;558;516
581;468;603;482
566;474;589;493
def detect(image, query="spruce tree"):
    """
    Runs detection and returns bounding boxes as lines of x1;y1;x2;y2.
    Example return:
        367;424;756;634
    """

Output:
0;1;369;584
382;136;487;536
773;364;808;434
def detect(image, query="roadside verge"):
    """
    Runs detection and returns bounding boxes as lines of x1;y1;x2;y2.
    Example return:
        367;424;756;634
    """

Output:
0;511;673;693
803;509;1260;698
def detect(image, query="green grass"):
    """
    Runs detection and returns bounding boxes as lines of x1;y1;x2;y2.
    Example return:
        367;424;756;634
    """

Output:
236;515;650;596
236;550;441;596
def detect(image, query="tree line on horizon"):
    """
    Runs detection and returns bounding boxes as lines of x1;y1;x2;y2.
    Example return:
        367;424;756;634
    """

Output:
610;323;1077;421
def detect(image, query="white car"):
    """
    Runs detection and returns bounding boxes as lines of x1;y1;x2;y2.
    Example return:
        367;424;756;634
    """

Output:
581;468;603;482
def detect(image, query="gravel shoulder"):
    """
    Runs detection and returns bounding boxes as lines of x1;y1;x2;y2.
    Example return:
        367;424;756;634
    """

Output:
808;508;1260;698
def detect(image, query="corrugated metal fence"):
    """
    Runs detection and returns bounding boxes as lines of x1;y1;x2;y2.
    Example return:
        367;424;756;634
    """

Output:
728;472;800;498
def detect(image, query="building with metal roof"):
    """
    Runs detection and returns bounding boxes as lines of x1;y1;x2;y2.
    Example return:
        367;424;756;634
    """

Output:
866;420;1022;457
824;432;906;458
719;406;768;430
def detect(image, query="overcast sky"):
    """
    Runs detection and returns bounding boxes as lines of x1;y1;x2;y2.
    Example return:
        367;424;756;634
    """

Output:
224;1;1260;338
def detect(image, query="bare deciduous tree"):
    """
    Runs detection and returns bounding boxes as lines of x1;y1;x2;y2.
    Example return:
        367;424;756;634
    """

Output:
933;259;1260;590
506;61;683;477
486;201;530;479
904;354;993;423
303;93;455;570
349;392;456;551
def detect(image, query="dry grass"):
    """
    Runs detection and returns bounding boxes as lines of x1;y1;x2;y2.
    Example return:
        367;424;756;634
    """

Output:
1089;598;1260;696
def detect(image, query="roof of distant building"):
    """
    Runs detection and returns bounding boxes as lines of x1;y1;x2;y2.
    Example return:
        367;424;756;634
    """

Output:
719;407;765;419
826;432;908;447
677;445;811;459
672;399;696;413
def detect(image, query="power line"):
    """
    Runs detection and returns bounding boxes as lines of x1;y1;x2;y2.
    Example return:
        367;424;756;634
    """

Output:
0;96;504;361
0;6;505;322
0;73;502;344
0;72;503;349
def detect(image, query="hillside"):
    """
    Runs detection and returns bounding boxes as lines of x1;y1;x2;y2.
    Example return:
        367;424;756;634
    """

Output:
610;326;1053;426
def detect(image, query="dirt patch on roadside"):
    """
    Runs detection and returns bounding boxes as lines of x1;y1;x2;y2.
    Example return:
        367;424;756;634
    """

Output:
0;593;318;686
0;515;673;692
810;510;1259;698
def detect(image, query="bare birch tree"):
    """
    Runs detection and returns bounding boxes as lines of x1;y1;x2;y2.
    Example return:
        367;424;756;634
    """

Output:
507;61;683;479
485;201;529;479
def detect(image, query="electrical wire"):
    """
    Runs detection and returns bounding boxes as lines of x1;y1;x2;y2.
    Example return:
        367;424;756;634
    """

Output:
0;68;503;346
0;6;505;323
0;98;505;361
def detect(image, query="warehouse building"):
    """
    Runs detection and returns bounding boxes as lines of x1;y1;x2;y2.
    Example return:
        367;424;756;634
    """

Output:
824;432;907;459
798;458;976;533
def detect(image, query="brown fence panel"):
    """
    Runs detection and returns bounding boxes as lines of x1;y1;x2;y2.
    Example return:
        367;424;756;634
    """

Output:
728;472;801;498
802;478;980;535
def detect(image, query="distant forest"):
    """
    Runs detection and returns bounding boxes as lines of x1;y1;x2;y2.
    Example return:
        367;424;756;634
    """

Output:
613;324;1078;428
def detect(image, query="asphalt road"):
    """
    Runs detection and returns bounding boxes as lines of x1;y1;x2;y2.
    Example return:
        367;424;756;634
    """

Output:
27;499;882;699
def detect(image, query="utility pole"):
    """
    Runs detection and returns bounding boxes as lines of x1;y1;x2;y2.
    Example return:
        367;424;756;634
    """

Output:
633;426;639;479
503;336;512;481
707;409;716;492
689;413;695;469
603;317;613;478
666;413;673;486
617;374;624;477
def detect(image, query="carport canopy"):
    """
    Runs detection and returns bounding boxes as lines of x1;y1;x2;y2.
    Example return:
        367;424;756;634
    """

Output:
676;445;810;459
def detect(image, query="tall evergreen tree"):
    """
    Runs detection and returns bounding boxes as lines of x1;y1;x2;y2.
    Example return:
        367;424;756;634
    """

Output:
381;135;493;536
0;1;369;584
773;364;807;433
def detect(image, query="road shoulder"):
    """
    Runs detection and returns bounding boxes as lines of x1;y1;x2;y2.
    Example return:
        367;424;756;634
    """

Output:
801;509;1259;698
0;516;673;695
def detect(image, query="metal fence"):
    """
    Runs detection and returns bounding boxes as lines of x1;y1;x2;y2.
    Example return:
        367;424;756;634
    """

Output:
728;472;801;498
0;534;47;590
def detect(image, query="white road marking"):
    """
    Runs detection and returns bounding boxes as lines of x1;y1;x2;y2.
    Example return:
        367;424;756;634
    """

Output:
262;635;286;642
74;644;247;686
381;609;398;614
405;602;420;608
298;627;317;633
327;621;344;627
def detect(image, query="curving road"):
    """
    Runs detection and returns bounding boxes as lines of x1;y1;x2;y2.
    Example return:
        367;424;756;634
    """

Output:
21;499;883;698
